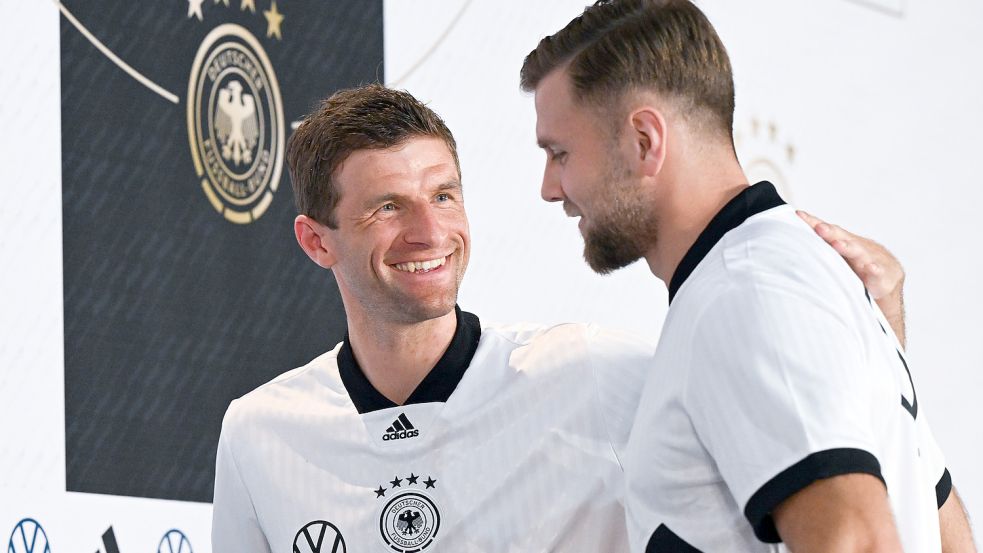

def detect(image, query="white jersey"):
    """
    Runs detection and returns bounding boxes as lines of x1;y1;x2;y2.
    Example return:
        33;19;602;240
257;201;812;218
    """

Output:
625;183;950;552
212;309;652;552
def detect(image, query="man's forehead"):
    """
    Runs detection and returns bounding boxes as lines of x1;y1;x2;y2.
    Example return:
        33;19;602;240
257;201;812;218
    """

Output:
338;138;457;182
534;69;587;147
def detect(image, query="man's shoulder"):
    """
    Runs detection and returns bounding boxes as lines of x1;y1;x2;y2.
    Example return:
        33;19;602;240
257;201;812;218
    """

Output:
723;206;847;272
482;320;648;350
481;320;590;347
223;344;345;426
690;205;861;301
481;320;652;374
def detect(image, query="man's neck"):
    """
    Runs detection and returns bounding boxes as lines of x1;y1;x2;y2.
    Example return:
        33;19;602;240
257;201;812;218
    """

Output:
346;307;458;405
643;150;749;287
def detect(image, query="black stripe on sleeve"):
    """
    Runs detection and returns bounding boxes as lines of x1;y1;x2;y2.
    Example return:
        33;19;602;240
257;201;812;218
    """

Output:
744;448;885;543
936;468;953;508
646;524;704;553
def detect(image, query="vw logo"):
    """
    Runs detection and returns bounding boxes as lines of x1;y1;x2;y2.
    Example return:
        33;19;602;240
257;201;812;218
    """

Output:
7;518;51;553
293;520;346;553
157;529;192;553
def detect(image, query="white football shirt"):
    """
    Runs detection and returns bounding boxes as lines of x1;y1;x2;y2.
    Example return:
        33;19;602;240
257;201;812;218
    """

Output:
624;182;950;552
212;308;652;552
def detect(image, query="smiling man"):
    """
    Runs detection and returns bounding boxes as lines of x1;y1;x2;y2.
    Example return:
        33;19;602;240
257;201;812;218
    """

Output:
211;84;916;552
521;1;974;552
210;85;655;552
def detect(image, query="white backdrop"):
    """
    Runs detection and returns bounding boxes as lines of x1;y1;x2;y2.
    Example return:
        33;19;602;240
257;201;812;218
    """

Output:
2;0;981;550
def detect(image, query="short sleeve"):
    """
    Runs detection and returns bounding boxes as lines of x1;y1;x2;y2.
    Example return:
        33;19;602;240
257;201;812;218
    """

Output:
586;325;655;464
212;401;272;552
685;282;885;543
914;407;950;507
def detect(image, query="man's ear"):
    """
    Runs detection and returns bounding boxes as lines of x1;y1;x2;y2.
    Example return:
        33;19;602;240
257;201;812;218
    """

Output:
294;214;337;269
629;106;668;177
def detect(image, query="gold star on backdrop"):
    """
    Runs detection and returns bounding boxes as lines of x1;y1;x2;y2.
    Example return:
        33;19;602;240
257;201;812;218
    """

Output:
241;0;256;13
187;0;204;20
264;1;284;40
214;0;230;6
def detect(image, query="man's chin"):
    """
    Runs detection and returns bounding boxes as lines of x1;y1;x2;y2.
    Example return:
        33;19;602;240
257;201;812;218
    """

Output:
583;236;643;275
394;295;458;324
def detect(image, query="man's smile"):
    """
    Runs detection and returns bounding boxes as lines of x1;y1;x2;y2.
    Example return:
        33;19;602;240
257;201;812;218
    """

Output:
390;255;449;274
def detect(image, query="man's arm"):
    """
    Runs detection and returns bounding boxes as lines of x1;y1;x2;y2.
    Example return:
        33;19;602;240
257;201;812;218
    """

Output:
213;403;272;552
797;210;906;348
941;487;977;553
774;474;903;553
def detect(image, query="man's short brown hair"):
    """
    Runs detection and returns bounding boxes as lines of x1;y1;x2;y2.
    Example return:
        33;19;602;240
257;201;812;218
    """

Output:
520;0;735;140
286;84;460;228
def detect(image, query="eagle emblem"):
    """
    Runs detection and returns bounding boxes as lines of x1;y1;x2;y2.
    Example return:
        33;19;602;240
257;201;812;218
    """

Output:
214;80;259;166
397;510;423;535
187;24;284;224
379;491;440;552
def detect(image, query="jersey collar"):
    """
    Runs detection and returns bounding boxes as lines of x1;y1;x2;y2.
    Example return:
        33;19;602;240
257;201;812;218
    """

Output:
668;181;785;304
337;305;482;414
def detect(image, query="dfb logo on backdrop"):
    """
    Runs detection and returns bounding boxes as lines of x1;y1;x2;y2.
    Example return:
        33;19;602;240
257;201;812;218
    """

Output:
7;519;51;553
61;0;380;502
158;529;193;553
734;117;797;202
187;23;284;224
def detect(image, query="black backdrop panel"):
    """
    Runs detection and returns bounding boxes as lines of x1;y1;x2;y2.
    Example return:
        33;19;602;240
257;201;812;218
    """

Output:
62;0;382;502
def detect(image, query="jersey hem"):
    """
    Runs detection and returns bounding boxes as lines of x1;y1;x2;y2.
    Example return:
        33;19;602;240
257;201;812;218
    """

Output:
743;447;884;543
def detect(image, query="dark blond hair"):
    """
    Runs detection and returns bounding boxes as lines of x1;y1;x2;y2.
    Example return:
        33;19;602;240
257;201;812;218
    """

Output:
286;84;460;228
520;0;735;140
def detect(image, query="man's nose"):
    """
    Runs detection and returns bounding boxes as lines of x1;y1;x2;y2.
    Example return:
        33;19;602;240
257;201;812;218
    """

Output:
403;205;448;246
540;164;564;203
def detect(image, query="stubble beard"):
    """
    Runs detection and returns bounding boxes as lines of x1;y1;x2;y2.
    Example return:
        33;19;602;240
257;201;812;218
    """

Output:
385;257;466;324
582;160;659;275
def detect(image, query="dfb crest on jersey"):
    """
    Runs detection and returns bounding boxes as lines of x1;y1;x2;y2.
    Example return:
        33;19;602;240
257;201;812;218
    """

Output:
293;520;346;553
375;473;441;552
187;23;285;224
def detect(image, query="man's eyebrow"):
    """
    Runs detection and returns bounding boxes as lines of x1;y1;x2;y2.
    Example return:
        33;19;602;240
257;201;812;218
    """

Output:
435;180;463;192
362;192;405;209
361;182;462;210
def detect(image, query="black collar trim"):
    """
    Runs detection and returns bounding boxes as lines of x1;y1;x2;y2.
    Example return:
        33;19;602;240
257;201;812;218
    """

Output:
668;181;785;304
337;306;481;414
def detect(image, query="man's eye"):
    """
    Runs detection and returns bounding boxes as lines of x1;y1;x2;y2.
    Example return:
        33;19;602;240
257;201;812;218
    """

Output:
380;203;397;212
436;193;450;202
549;150;567;163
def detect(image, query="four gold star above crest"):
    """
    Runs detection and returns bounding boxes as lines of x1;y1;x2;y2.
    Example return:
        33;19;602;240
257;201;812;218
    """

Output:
264;1;284;40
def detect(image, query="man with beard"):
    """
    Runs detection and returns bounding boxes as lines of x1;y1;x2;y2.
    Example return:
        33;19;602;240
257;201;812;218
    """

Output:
521;1;975;552
212;84;912;552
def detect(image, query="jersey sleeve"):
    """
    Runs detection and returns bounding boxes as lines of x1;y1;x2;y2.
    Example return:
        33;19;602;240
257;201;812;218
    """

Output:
585;325;655;465
212;400;272;553
916;406;951;508
685;281;885;543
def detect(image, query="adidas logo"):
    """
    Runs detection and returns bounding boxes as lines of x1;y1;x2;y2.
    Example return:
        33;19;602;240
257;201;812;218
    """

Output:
383;413;419;441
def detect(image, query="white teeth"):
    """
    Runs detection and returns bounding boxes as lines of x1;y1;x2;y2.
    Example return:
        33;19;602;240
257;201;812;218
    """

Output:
394;256;446;273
